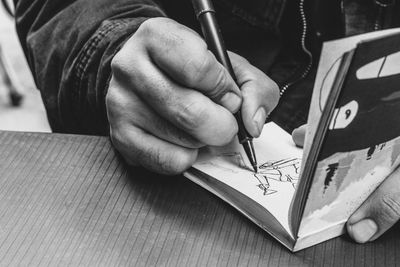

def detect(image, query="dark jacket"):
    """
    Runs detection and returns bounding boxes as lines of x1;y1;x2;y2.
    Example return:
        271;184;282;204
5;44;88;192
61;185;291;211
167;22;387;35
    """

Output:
12;0;400;134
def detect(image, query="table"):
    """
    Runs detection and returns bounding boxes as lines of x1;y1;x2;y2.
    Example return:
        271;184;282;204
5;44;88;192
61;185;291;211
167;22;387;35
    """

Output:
0;130;398;266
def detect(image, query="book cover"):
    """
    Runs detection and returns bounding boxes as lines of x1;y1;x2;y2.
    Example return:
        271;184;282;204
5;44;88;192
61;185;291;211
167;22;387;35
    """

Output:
185;28;400;251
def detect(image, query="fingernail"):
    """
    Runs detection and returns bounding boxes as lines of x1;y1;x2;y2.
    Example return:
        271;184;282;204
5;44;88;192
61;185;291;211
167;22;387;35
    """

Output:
348;219;377;243
220;93;242;113
253;108;267;137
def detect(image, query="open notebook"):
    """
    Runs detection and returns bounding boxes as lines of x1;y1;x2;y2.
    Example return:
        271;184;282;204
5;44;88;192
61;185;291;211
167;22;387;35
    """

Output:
185;28;400;251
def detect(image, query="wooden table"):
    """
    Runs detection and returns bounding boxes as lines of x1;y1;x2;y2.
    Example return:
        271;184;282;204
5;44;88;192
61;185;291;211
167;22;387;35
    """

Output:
0;130;398;266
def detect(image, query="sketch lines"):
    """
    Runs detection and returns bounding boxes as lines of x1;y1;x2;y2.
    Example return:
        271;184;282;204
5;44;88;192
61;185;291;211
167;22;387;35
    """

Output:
254;158;301;196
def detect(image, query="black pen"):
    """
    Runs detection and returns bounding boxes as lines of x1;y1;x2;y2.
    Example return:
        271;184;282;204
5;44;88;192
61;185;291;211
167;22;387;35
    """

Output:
191;0;258;173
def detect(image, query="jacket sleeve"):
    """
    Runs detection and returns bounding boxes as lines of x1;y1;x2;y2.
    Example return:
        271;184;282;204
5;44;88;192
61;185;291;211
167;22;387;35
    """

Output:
14;0;166;135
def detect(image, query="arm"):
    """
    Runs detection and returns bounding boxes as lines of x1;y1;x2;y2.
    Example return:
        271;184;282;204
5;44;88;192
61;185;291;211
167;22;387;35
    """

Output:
14;0;166;134
15;0;280;174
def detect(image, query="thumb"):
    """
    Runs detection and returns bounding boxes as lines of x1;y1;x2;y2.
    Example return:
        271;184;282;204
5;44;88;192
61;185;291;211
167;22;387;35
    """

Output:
347;166;400;243
292;124;307;148
228;52;280;138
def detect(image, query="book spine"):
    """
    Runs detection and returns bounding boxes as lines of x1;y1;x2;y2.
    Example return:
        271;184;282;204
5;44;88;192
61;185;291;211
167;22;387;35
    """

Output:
289;49;356;237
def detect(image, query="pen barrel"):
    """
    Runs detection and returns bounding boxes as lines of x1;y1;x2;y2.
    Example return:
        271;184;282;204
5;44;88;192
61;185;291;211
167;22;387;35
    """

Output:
196;12;236;80
193;0;257;171
196;10;252;142
234;112;251;144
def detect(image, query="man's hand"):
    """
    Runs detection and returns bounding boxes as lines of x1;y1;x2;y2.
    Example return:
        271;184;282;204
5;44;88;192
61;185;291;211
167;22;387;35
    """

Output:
292;125;400;243
106;18;279;174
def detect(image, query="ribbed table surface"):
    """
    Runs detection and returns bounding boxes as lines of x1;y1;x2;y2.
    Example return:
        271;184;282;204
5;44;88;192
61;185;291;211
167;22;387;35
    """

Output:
0;131;398;266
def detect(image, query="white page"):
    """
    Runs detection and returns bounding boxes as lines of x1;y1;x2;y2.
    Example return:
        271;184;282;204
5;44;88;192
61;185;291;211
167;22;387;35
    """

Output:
193;123;302;233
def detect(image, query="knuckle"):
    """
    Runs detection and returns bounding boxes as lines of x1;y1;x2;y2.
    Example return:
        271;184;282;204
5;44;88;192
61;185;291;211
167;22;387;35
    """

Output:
110;53;121;70
105;84;128;113
138;18;186;49
176;100;209;131
110;53;125;74
379;193;400;222
112;35;143;70
111;50;136;80
105;85;117;107
105;90;113;109
105;89;120;119
208;66;229;99
137;17;164;37
181;50;212;86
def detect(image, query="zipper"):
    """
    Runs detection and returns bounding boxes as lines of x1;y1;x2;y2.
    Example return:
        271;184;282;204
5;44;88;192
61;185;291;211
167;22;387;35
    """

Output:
279;0;313;97
373;0;395;31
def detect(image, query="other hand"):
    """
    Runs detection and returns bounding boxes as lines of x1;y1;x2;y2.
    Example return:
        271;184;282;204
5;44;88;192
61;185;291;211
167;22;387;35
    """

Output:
292;124;400;243
106;18;279;174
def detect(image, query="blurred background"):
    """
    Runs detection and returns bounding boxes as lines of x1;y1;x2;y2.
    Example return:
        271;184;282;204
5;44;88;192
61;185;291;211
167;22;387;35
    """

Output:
0;1;50;132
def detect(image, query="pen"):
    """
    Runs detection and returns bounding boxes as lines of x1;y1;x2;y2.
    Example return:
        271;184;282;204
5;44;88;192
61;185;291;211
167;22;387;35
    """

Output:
191;0;258;173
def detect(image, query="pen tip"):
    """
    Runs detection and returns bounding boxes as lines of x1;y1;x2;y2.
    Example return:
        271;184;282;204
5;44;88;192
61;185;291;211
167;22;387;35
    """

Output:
253;164;258;173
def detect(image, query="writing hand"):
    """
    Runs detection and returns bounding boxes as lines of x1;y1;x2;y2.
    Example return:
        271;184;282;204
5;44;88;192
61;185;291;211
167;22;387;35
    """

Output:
106;18;279;174
292;124;400;243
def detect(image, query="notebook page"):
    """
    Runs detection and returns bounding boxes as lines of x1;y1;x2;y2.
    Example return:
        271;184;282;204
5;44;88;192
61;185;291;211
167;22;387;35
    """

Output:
193;123;302;233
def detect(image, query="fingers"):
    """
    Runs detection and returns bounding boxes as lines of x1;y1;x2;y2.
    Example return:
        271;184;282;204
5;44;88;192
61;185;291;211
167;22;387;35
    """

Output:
107;78;204;149
109;17;284;175
107;79;200;175
292;124;307;148
110;124;198;175
229;52;280;137
135;18;242;112
347;166;400;243
112;50;238;147
127;18;281;140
